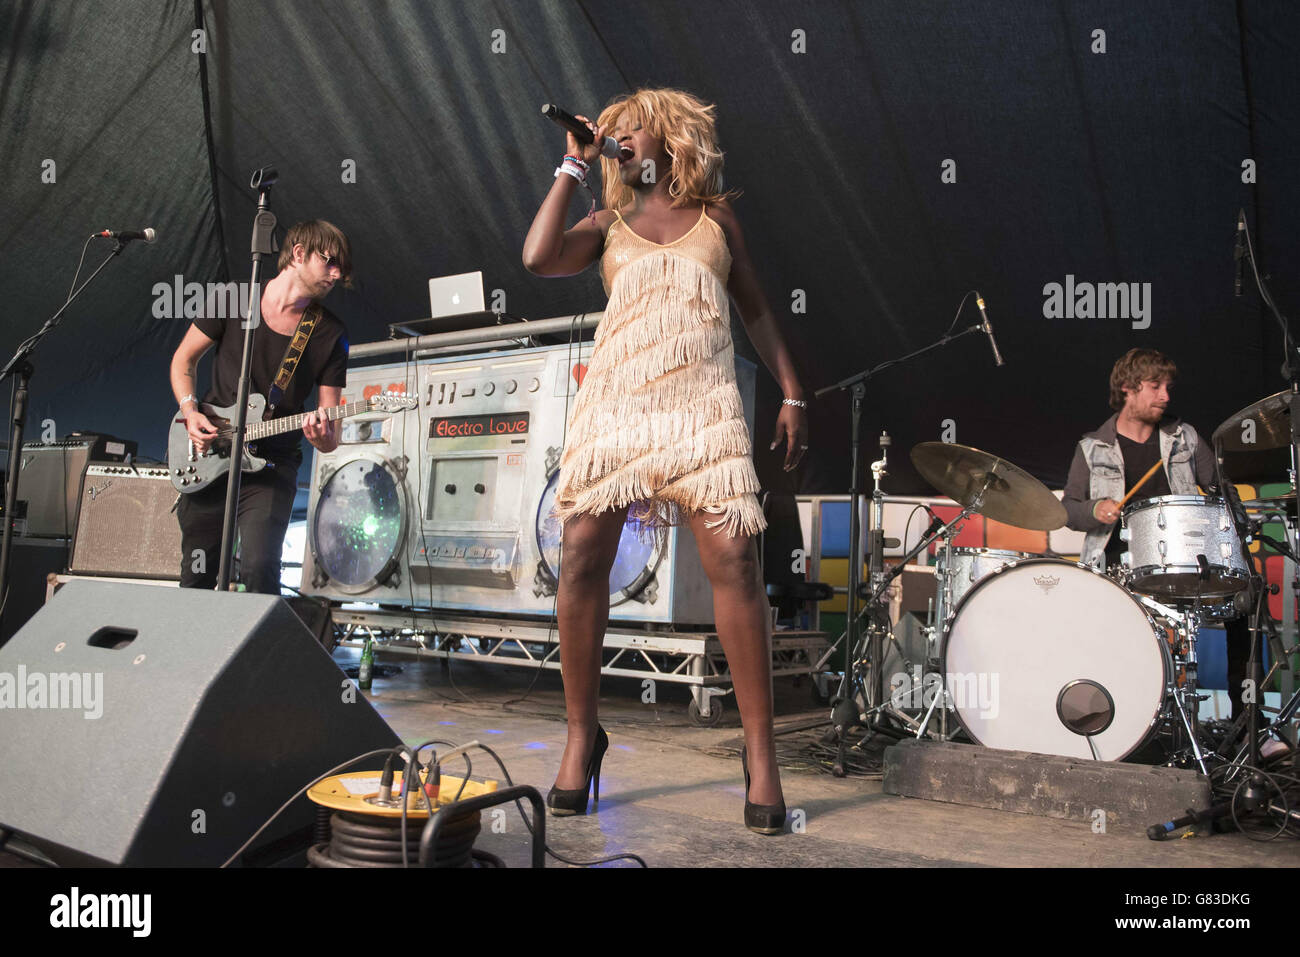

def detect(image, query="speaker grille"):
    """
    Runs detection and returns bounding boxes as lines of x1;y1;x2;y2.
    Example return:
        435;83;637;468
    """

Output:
70;465;182;579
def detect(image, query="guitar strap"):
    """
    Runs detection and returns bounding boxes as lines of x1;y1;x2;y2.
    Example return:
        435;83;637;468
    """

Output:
265;303;320;417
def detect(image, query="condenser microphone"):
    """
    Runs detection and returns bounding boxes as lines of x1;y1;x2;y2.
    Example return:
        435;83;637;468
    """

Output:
976;293;1005;367
97;228;156;243
541;104;623;159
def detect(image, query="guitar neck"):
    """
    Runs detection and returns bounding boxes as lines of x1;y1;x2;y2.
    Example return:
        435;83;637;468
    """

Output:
246;400;369;441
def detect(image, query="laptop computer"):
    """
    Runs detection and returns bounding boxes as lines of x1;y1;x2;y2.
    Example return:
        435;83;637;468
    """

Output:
428;271;486;319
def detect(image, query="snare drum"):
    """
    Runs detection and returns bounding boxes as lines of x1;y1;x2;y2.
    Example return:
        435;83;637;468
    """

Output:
934;547;1032;626
942;558;1172;761
1121;495;1248;599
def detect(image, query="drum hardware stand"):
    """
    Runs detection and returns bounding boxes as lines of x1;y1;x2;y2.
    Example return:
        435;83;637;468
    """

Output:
1150;576;1287;838
0;234;133;629
839;496;986;753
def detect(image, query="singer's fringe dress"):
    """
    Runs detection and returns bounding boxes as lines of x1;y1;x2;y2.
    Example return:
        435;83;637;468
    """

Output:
552;206;767;538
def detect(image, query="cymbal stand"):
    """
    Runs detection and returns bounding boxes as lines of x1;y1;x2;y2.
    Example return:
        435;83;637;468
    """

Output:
1171;604;1212;775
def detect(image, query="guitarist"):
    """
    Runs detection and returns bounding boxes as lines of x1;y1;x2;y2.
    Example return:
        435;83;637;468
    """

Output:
169;220;351;594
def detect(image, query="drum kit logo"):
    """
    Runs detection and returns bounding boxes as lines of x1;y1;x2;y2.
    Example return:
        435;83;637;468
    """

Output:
1032;573;1060;594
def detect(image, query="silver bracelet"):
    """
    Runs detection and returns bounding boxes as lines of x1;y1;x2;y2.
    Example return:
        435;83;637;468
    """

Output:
782;398;807;408
179;393;198;409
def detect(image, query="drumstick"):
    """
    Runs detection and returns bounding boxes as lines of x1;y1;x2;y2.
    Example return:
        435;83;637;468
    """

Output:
1116;460;1165;510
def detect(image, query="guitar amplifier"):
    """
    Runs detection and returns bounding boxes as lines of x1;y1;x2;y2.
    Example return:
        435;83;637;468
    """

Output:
69;464;182;580
18;434;137;538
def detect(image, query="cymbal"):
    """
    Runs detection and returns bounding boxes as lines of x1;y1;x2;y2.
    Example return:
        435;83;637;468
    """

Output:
911;442;1067;530
1214;390;1293;452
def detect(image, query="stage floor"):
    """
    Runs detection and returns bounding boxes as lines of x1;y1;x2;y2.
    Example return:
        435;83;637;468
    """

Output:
1;641;1289;870
343;646;1295;869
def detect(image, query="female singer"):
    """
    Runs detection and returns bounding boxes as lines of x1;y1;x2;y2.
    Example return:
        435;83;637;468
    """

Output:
522;88;808;834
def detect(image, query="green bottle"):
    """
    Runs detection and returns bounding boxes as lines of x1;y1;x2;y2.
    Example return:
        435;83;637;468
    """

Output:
358;636;374;691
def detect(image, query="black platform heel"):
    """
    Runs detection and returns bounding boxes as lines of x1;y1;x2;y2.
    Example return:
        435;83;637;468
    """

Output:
547;725;609;816
740;746;786;835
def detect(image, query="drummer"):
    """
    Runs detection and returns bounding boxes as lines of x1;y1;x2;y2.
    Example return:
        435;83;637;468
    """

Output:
1062;348;1250;724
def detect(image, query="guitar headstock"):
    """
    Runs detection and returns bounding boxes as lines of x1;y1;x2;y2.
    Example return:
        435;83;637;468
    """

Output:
368;390;418;413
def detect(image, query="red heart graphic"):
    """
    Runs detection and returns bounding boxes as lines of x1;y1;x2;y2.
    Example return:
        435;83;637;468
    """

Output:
572;362;587;387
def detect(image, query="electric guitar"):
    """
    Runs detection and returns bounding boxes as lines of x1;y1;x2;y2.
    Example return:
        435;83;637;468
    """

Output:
167;391;416;493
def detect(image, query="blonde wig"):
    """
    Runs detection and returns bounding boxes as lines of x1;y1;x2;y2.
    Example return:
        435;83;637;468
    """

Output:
596;88;738;210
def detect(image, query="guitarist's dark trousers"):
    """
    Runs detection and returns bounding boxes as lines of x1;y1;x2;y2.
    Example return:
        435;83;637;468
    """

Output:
177;463;298;594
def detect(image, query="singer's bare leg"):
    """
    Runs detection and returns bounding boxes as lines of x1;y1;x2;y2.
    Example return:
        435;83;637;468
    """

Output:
689;511;783;806
552;506;629;790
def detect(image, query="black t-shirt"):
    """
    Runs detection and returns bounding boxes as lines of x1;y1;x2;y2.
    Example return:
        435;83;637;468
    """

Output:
1104;430;1172;565
194;305;348;467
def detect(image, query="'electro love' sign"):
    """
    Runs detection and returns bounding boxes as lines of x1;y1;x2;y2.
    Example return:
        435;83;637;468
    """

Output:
430;412;530;439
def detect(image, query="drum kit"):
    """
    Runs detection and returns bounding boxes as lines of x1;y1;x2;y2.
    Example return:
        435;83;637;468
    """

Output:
847;393;1300;775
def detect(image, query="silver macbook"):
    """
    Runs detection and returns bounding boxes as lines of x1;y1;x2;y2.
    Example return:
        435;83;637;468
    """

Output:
428;271;485;318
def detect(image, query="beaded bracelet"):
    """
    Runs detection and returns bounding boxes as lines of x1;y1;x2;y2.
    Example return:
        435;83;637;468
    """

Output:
554;159;598;223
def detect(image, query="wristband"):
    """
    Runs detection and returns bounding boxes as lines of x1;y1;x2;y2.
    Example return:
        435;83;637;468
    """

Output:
555;164;584;183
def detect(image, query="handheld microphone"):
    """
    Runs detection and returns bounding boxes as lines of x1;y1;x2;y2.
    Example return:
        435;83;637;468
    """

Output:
541;104;623;159
97;227;156;244
975;293;1005;367
1234;212;1246;298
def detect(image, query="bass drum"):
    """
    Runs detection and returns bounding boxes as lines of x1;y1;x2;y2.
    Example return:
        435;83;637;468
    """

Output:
941;558;1171;761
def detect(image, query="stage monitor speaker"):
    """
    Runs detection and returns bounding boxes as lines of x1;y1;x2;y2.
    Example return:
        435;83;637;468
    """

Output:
69;464;183;579
0;580;399;866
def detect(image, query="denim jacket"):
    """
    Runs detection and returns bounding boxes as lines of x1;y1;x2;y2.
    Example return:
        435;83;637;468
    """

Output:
1062;414;1215;568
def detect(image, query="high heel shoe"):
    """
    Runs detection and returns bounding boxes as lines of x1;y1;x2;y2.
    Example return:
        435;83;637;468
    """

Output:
740;746;786;835
547;725;609;816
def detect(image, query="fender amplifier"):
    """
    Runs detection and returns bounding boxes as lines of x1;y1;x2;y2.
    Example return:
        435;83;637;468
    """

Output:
17;434;137;537
69;464;182;579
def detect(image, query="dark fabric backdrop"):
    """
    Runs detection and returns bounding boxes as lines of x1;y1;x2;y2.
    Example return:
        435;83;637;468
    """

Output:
1;0;1296;500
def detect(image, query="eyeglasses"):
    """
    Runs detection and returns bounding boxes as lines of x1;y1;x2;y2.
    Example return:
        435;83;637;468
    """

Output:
315;250;343;271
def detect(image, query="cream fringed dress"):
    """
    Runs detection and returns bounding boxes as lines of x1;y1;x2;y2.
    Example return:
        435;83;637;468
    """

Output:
552;205;767;538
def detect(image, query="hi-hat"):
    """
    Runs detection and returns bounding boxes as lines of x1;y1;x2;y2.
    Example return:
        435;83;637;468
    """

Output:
911;442;1067;530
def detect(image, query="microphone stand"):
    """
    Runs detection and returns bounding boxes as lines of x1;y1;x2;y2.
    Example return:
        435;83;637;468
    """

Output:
216;167;278;592
814;318;990;775
1241;207;1299;765
0;238;129;630
1156;212;1300;837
